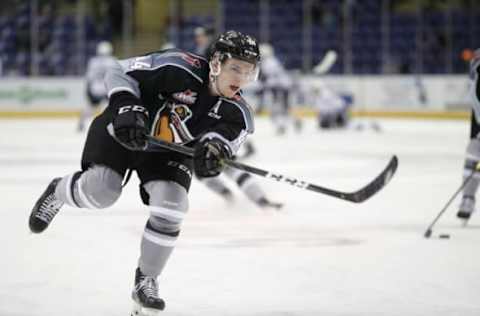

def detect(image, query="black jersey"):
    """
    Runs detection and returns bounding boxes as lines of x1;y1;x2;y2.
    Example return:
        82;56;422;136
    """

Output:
104;48;254;154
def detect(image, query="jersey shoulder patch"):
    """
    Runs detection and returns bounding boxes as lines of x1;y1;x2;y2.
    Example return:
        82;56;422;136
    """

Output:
123;49;209;84
149;49;209;84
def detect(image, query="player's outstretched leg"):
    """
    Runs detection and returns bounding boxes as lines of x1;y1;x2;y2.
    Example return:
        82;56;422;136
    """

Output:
200;177;234;202
223;167;284;210
29;178;64;233
240;141;256;159
457;195;475;223
131;268;165;316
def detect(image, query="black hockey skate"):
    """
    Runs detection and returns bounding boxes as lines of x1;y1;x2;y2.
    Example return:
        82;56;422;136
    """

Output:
457;210;472;220
29;178;64;233
257;197;284;210
457;195;475;224
131;268;165;316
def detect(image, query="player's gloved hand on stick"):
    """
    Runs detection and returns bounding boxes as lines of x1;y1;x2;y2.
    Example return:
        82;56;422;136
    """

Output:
194;137;232;178
112;105;150;151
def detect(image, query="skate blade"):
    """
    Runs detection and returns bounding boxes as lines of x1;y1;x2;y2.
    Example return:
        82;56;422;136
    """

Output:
131;301;162;316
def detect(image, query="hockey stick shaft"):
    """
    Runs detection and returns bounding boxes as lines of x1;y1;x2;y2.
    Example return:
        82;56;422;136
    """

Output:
142;135;398;203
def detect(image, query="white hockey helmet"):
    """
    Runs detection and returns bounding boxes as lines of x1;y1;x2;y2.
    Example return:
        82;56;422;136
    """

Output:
161;42;175;50
259;43;274;58
97;41;113;56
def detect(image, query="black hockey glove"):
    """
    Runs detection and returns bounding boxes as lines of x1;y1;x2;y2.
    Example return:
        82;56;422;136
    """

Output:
112;105;150;151
194;138;232;178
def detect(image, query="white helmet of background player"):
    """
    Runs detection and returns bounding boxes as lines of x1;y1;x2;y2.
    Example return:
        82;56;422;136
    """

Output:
194;26;215;47
96;41;113;56
259;43;274;59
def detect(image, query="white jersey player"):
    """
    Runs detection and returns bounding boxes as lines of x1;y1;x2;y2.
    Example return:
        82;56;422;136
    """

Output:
77;41;118;131
307;80;350;129
258;43;301;134
193;26;214;57
457;48;480;223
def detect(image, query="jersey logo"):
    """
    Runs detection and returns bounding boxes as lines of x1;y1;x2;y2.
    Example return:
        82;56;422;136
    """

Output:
172;90;197;105
154;114;173;143
208;112;221;119
208;100;222;119
153;103;194;144
170;103;195;142
171;103;193;121
181;53;201;68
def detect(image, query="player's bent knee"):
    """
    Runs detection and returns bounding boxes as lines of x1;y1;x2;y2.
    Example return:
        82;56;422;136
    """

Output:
76;165;123;209
143;180;189;232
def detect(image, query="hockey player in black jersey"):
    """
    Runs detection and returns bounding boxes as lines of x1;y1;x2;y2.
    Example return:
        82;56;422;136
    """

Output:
457;48;480;224
29;30;261;315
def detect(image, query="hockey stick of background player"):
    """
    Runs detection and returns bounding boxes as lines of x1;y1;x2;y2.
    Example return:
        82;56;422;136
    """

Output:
313;50;337;75
106;124;397;202
424;161;480;238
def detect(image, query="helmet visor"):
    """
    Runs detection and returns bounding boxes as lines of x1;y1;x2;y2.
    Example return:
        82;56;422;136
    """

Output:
223;61;259;84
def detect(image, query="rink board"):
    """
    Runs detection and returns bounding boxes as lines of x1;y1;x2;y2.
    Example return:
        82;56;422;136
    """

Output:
0;75;471;120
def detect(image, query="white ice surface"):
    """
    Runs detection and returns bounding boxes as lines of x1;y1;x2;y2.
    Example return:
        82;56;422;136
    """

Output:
1;117;479;316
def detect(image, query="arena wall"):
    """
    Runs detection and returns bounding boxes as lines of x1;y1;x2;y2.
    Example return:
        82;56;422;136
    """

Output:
0;75;470;119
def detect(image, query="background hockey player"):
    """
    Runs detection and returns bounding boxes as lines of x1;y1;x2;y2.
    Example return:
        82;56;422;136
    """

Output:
307;79;351;129
193;26;215;57
258;43;301;135
201;154;283;209
77;41;117;132
29;30;261;315
457;48;480;223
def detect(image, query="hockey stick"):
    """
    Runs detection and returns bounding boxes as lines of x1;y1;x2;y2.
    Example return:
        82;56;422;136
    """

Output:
143;135;398;203
106;124;397;202
313;50;337;75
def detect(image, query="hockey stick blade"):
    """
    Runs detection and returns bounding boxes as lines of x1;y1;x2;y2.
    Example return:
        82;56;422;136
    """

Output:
312;155;398;203
141;135;398;203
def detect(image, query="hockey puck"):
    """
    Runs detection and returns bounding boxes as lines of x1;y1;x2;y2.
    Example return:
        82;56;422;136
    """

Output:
439;234;450;239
